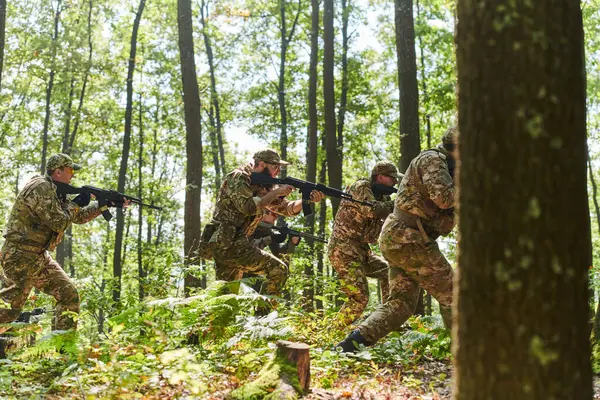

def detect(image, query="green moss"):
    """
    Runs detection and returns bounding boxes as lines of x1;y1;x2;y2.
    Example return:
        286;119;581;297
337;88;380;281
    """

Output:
228;352;304;400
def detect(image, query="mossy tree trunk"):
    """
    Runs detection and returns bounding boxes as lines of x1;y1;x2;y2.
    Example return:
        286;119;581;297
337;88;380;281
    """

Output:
454;0;592;398
229;341;310;399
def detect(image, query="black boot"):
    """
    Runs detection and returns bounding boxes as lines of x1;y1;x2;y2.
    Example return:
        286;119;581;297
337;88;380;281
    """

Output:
336;329;371;353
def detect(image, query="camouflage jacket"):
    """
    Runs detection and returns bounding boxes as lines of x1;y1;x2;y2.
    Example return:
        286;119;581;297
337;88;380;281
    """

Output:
331;179;394;244
392;146;455;236
210;164;299;248
251;224;297;257
3;175;102;251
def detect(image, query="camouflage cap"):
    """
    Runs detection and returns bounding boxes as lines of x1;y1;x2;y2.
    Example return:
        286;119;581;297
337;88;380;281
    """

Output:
253;149;290;166
371;161;399;180
442;126;459;146
46;153;82;172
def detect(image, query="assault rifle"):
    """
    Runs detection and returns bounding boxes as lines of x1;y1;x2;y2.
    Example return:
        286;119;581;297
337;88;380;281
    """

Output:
54;181;163;221
372;184;398;197
258;222;327;244
14;307;46;324
250;173;373;216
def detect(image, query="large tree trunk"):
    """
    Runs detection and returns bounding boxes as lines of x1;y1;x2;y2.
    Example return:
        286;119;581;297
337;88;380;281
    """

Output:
395;0;420;172
98;224;111;335
56;76;75;275
40;0;62;173
0;0;6;91
67;0;93;153
200;0;223;190
315;133;327;310
137;94;145;303
415;0;431;149
454;1;592;398
323;0;341;215
336;0;348;159
56;0;94;275
178;0;204;295
303;0;319;312
113;0;146;306
277;0;301;179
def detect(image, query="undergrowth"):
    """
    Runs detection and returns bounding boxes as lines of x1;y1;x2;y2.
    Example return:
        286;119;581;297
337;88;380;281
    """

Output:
0;280;452;398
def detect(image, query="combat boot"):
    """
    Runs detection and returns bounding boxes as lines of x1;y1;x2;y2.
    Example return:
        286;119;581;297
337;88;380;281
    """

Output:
336;329;371;353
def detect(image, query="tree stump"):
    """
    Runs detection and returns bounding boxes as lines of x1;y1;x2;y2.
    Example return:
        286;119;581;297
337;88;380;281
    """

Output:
228;340;311;399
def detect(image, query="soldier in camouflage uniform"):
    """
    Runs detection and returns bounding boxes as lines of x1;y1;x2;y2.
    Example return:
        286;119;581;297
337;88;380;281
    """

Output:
328;161;400;327
243;210;301;292
337;127;458;352
209;149;324;297
250;211;301;258
0;154;120;331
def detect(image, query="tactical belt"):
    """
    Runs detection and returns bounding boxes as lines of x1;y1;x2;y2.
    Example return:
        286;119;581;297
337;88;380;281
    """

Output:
3;241;46;255
395;209;431;243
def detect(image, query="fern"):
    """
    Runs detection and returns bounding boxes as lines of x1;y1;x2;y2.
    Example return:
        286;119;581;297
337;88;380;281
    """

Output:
18;330;79;360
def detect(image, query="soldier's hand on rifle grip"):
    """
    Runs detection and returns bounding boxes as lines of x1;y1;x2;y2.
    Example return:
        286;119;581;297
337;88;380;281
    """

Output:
72;192;91;207
122;198;132;210
309;190;325;203
290;236;301;245
276;185;294;197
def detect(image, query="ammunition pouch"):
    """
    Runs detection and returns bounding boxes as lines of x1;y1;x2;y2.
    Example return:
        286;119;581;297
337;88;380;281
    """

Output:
395;209;434;244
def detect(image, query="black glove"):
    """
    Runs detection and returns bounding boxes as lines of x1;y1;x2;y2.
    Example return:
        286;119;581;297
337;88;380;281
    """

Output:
72;192;91;207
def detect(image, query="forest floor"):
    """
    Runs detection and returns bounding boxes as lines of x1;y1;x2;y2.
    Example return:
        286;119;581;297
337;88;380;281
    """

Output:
2;283;599;399
305;358;452;400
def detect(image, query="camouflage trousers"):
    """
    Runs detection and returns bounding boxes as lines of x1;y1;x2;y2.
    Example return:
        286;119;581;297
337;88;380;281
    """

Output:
358;236;453;344
210;235;289;296
328;238;390;327
0;245;80;330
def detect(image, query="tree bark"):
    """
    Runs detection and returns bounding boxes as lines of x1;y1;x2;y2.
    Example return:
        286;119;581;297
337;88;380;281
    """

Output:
137;93;145;303
303;0;319;312
277;0;301;178
415;0;431;150
178;0;204;295
113;0;146;306
454;1;592;398
0;0;6;91
315;133;327;310
336;0;349;156
306;0;319;230
229;340;310;399
395;0;420;172
56;0;94;275
68;0;94;153
200;0;223;190
56;76;75;275
323;0;341;215
40;0;62;173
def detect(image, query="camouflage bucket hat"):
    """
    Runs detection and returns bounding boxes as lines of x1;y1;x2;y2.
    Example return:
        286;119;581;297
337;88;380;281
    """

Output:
253;149;290;166
372;161;399;180
46;153;82;171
